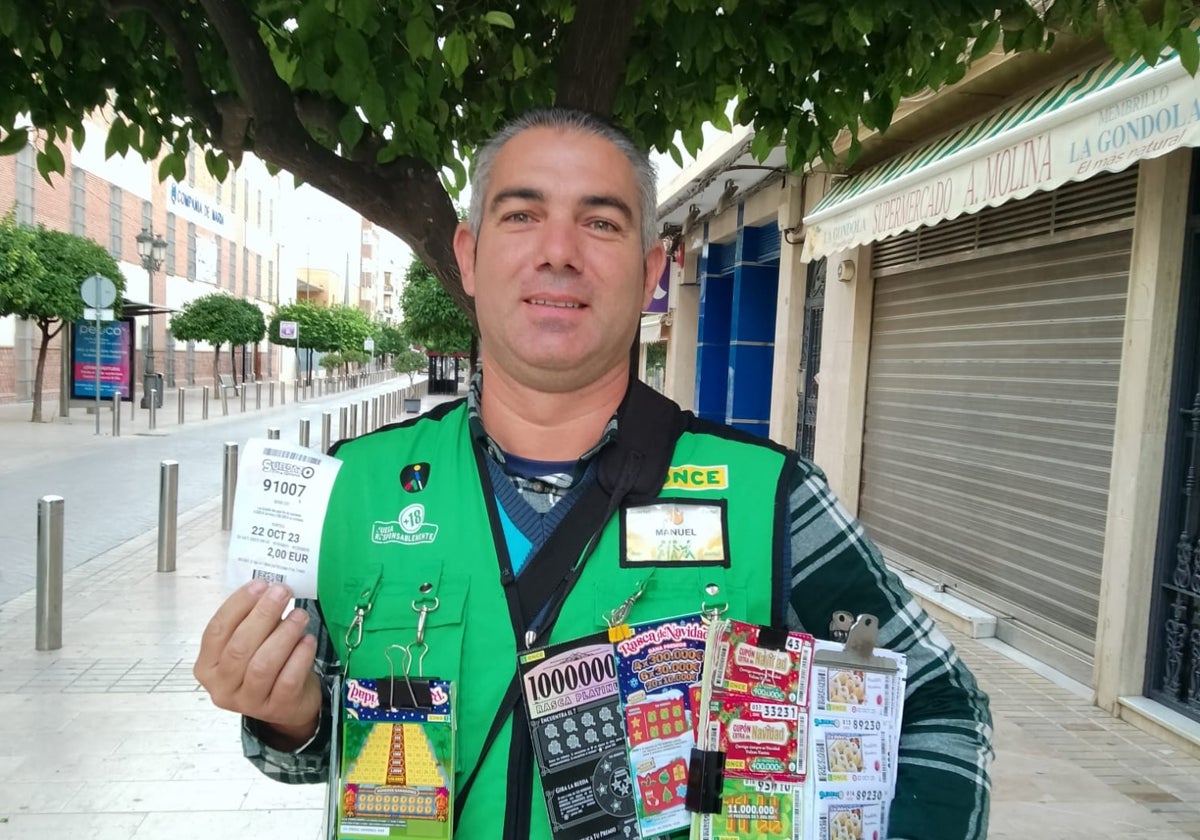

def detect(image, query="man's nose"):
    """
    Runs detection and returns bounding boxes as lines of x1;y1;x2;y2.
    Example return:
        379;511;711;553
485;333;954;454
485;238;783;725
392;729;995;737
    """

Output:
537;217;582;273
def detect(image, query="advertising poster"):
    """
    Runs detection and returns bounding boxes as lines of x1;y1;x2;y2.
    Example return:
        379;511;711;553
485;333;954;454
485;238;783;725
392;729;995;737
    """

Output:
71;317;134;400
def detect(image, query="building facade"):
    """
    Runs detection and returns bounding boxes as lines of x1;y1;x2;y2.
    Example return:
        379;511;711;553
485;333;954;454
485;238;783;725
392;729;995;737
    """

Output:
658;37;1200;753
0;114;297;404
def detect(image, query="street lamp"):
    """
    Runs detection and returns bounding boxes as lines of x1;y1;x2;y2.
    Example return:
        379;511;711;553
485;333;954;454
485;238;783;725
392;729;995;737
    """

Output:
136;227;167;373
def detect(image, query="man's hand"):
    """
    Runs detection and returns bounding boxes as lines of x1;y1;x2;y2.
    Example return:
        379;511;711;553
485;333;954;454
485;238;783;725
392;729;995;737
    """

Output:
194;580;322;751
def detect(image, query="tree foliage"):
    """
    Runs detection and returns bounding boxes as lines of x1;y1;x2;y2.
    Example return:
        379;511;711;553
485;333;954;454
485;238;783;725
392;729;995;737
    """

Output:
269;300;374;382
170;292;266;384
2;1;1195;314
400;258;474;354
0;215;126;421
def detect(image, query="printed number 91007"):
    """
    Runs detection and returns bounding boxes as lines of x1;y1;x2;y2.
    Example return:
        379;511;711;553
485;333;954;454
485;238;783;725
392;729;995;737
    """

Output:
263;479;306;498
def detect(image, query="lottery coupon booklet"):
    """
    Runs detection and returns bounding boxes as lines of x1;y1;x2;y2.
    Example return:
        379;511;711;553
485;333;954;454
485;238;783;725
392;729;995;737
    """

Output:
518;632;641;840
336;678;455;840
805;639;907;840
691;619;815;840
614;614;709;837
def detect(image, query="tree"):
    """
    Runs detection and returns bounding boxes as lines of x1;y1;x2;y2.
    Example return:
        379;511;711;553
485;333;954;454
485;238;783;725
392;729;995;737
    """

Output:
169;293;266;385
400;258;474;355
268;301;372;383
393;347;427;389
374;322;410;360
0;215;126;422
2;2;1195;315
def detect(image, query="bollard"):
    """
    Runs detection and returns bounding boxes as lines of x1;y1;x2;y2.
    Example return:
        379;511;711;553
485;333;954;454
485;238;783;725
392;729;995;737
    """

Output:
321;412;332;453
36;495;64;651
148;390;157;431
269;381;275;407
361;399;370;436
221;442;238;531
281;380;286;405
339;406;349;440
267;427;280;440
348;403;358;440
112;392;121;437
294;380;299;403
256;382;262;410
240;384;247;413
178;388;186;425
373;396;381;431
202;385;210;420
220;386;229;416
157;460;178;572
299;418;311;448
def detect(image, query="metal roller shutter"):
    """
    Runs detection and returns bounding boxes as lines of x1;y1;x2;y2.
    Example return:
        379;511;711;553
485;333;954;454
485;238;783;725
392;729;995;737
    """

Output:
858;169;1137;665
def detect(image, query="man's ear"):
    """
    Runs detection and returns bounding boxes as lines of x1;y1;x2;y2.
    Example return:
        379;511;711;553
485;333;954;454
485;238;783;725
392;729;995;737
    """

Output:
641;241;668;311
453;223;478;297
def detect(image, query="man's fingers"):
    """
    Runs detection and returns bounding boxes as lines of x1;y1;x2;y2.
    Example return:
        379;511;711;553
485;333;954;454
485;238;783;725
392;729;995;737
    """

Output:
263;632;320;725
239;607;312;706
212;583;295;683
195;579;268;675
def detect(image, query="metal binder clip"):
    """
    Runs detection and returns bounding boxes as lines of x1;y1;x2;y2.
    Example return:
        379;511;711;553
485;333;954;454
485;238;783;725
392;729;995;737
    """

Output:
829;609;854;643
383;644;415;710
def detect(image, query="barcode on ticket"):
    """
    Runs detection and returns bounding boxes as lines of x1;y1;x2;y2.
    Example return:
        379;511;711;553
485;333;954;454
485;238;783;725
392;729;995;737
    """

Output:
252;569;286;584
263;447;321;465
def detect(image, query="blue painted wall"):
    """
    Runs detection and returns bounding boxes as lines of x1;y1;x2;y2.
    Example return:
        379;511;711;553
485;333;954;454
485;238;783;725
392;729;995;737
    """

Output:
694;220;780;437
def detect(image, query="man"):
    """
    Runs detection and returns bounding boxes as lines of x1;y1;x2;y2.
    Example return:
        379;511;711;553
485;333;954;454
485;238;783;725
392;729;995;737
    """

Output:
195;108;992;839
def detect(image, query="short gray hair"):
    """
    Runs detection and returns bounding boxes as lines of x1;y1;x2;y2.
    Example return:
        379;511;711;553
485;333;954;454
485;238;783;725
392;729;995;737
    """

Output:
468;108;658;254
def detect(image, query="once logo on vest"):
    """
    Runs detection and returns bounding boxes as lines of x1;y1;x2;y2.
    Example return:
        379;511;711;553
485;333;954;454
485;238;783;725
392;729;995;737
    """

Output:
663;464;729;491
371;503;440;545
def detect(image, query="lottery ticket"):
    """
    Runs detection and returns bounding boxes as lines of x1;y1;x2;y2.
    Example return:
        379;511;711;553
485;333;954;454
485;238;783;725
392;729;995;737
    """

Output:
709;620;815;707
336;678;455;839
614;614;709;837
518;632;640;840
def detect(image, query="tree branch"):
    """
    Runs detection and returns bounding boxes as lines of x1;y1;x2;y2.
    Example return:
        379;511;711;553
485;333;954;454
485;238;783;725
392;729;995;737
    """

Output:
105;0;221;131
555;0;640;114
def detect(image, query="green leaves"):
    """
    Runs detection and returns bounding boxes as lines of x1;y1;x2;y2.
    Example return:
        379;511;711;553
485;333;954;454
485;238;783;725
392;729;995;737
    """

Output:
484;11;515;29
171;293;264;346
0;128;28;155
443;32;470;78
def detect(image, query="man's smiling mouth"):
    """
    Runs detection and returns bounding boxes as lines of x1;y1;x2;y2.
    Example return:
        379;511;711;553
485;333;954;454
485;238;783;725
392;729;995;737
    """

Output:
528;299;583;309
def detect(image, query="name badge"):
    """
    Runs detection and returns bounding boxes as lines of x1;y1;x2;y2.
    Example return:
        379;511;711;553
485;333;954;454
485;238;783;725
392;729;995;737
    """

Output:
620;500;730;567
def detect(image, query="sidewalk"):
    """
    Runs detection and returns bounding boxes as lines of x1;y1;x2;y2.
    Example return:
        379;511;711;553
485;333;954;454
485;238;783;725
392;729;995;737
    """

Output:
2;398;1200;837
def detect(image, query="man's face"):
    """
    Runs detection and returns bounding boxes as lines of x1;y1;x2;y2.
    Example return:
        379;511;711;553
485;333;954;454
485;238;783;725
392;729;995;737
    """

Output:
454;126;666;393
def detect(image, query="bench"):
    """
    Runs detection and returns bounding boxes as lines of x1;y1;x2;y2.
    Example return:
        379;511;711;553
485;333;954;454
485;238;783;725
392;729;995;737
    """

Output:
217;373;240;396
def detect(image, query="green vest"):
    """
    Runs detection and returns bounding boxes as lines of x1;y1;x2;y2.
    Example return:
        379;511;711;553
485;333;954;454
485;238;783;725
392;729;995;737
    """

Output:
318;398;791;839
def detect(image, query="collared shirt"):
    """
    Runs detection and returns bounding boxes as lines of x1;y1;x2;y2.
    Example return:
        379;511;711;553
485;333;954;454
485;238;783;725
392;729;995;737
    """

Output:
241;378;993;840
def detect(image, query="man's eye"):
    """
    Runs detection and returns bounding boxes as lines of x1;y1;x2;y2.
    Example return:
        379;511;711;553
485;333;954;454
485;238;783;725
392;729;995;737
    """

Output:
590;219;618;232
504;212;531;223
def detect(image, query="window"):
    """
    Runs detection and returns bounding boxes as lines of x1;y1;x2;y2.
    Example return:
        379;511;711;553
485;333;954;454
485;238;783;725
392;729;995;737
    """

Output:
255;253;263;298
229;243;238;294
256;189;262;227
268;259;274;302
230;177;237;217
269;200;274;234
215;237;223;287
16;145;34;225
187;146;196;187
109;185;123;258
141;199;152;233
215;178;222;206
70;167;87;236
165;212;177;274
187;223;197;279
242;245;249;296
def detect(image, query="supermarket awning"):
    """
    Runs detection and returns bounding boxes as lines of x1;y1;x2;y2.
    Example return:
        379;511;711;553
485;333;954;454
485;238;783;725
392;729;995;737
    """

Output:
120;299;175;317
802;37;1200;261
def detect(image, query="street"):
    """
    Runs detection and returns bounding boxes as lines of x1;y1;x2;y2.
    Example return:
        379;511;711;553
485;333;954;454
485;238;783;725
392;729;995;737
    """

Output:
0;378;421;606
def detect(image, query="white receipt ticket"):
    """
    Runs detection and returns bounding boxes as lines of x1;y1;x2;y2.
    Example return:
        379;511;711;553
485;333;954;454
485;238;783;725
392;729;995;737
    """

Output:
226;438;341;598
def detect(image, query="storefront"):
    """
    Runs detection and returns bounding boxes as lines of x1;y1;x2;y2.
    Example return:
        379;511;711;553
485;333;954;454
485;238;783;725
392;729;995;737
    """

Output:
802;40;1200;739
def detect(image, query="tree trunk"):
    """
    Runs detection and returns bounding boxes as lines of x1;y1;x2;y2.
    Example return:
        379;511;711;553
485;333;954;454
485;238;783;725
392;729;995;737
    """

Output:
30;320;54;423
212;343;221;386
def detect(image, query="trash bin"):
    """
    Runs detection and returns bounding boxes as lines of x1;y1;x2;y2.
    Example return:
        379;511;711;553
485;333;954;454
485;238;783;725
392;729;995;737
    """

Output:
141;372;164;408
